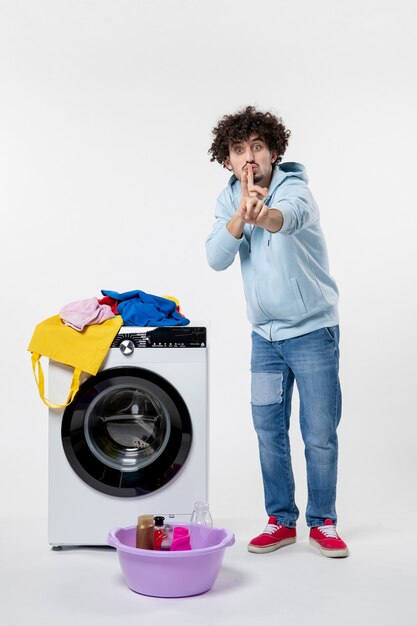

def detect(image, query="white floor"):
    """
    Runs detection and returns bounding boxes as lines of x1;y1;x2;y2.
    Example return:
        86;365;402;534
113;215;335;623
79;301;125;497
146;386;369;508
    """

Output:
1;515;416;626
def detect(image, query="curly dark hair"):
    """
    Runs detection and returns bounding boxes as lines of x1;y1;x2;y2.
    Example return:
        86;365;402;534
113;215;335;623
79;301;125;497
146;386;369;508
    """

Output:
209;106;291;167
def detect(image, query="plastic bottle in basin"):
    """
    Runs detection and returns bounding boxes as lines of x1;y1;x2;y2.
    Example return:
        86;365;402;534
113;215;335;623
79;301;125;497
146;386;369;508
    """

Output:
190;501;213;527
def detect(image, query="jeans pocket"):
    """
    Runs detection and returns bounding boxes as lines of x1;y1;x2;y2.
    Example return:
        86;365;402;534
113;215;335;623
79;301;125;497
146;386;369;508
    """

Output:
323;326;337;342
251;371;283;406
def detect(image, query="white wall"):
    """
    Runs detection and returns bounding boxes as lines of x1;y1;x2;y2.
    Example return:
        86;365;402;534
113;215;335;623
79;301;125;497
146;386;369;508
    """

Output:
1;0;416;525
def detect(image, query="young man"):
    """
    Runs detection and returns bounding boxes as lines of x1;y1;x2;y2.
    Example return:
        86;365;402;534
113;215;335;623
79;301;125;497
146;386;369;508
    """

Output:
206;106;349;558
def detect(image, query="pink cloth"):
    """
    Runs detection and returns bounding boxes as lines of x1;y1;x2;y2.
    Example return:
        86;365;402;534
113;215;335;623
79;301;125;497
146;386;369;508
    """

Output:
170;526;191;551
59;297;115;331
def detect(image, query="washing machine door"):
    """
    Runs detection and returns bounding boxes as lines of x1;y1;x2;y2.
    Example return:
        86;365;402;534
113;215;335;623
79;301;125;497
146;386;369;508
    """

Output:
61;367;192;497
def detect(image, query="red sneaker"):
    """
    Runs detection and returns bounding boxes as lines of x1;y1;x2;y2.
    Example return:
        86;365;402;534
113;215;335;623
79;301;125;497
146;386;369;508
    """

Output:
248;516;296;553
309;519;349;558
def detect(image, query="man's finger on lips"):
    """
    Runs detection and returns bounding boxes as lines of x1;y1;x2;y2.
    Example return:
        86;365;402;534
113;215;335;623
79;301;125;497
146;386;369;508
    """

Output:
247;163;254;187
241;169;249;197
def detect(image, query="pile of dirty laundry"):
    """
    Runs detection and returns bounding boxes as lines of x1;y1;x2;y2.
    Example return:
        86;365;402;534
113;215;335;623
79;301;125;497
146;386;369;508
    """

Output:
59;289;189;331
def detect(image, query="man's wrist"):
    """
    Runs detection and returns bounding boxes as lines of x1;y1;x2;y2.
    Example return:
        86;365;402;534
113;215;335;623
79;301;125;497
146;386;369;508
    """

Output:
265;208;283;233
227;212;245;239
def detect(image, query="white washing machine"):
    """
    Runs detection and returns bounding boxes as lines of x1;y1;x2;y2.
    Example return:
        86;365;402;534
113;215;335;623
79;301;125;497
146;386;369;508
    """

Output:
48;325;208;547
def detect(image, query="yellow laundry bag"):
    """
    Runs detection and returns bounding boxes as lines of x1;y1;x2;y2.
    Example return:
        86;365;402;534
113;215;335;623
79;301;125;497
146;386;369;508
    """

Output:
28;315;123;409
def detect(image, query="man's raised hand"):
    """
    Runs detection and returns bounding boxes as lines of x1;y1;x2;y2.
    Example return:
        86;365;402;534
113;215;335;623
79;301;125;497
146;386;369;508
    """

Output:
239;164;270;226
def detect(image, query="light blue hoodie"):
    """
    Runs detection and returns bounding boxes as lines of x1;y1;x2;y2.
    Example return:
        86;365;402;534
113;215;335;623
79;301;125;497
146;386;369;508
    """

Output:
206;162;339;341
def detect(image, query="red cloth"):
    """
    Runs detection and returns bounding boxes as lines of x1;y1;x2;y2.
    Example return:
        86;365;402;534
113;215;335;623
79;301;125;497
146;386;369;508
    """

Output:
98;296;119;315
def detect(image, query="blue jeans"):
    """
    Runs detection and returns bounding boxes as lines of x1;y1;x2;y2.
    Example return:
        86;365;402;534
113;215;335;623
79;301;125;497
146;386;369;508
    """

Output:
251;326;342;527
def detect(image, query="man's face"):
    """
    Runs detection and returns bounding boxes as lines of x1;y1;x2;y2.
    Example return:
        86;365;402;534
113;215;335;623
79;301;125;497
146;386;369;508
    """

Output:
224;134;277;188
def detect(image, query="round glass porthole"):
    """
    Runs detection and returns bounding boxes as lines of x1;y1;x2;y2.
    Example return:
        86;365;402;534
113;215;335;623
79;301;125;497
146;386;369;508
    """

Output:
61;367;192;497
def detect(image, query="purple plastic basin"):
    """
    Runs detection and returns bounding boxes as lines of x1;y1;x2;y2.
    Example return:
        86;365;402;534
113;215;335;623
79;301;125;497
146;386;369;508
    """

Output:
107;523;235;598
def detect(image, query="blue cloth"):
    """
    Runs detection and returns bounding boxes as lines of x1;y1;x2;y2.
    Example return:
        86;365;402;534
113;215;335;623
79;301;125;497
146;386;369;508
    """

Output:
101;290;190;326
251;326;341;527
206;162;339;341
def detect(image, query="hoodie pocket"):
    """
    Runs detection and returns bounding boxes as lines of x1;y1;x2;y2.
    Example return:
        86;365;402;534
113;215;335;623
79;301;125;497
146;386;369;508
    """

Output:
290;277;308;315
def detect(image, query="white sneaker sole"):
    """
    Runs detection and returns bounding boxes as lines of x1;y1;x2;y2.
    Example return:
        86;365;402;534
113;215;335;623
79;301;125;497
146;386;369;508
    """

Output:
247;537;296;554
309;537;349;558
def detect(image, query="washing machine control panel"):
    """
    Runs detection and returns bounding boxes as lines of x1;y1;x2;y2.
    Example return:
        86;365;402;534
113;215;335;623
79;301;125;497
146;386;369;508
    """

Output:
111;327;206;349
